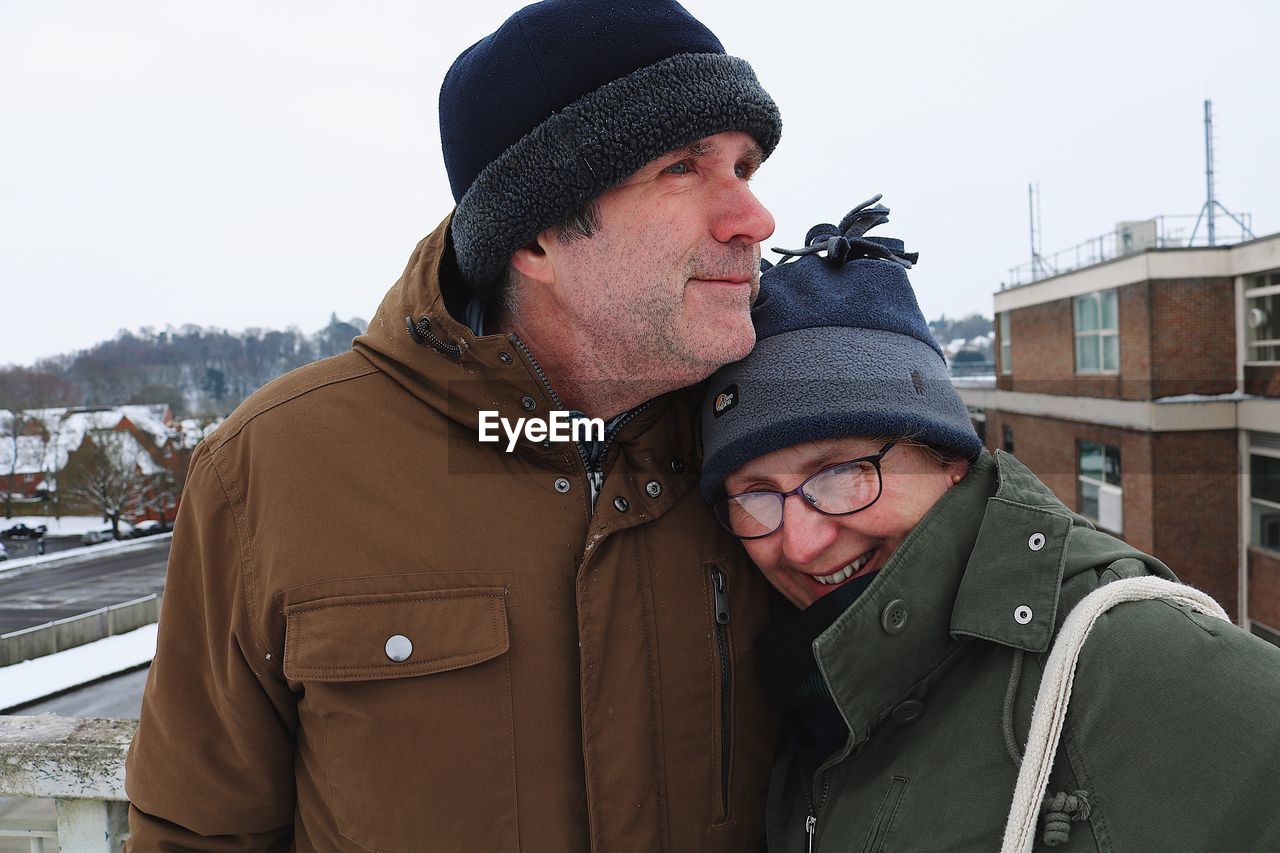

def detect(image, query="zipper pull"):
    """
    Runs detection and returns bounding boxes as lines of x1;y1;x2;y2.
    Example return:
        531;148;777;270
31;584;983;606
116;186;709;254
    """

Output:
711;567;730;625
805;814;817;852
588;469;603;509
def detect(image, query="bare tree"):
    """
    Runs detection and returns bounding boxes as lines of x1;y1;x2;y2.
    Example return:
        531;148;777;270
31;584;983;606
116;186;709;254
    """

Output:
60;429;151;539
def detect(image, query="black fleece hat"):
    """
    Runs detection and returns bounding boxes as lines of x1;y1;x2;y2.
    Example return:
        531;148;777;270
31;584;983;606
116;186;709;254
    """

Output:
440;0;782;288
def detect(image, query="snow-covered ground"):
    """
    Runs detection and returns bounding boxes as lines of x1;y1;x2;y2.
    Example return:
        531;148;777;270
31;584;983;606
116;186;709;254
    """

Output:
0;623;157;710
0;514;113;535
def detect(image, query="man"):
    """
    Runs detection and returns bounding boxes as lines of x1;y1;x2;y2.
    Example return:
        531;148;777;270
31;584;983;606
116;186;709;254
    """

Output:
125;1;784;850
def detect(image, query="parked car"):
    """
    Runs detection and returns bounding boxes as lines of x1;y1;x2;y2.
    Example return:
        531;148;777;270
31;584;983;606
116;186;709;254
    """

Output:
0;523;47;540
130;520;169;538
80;522;133;545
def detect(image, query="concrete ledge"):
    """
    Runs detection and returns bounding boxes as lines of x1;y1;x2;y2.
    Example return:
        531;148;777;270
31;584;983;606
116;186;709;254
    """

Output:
0;715;133;799
0;595;161;666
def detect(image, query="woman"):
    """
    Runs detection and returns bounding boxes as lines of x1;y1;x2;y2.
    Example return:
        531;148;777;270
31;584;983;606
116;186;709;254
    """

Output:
699;198;1280;852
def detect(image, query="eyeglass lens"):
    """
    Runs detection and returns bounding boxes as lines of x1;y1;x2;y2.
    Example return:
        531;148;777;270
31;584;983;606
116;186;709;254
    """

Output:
716;458;882;539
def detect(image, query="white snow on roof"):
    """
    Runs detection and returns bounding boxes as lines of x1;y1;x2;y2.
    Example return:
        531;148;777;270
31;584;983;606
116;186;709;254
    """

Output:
0;434;49;475
1;405;183;482
1153;391;1256;404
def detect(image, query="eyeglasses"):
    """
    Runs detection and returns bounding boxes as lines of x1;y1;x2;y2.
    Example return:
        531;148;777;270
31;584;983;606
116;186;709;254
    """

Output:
713;443;895;540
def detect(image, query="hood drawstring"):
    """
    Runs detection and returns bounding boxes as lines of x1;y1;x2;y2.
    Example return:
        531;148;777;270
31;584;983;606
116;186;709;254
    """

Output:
1002;649;1026;768
1041;790;1091;847
406;315;463;360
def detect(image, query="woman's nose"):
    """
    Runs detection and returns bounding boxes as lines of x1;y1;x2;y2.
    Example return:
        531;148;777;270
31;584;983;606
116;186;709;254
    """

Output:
779;494;839;567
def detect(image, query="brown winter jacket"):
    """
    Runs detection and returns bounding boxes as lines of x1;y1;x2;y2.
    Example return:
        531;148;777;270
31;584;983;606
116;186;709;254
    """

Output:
124;215;779;852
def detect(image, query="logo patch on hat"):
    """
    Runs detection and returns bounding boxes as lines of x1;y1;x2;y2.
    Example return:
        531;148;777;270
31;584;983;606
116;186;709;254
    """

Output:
713;384;739;418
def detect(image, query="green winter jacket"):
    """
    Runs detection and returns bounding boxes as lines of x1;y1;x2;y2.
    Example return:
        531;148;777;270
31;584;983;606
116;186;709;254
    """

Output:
765;449;1280;852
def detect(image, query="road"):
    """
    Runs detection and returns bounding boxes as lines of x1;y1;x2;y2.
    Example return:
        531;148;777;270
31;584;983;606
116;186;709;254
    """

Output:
0;540;170;634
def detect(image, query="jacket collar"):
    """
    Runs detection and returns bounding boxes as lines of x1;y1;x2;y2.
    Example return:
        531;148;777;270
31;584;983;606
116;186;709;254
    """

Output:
349;213;701;505
814;450;1076;750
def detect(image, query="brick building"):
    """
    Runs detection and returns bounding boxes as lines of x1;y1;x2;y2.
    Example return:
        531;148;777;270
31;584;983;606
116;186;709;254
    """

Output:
959;232;1280;643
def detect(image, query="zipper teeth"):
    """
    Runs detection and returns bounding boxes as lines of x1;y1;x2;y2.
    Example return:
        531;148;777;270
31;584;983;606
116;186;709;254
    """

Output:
711;567;732;820
510;334;652;477
803;774;832;845
716;621;731;816
511;335;594;480
510;335;567;410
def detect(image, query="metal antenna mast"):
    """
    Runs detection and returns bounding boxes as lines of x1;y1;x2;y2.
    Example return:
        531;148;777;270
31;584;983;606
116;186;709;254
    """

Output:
1190;99;1256;246
1028;183;1055;280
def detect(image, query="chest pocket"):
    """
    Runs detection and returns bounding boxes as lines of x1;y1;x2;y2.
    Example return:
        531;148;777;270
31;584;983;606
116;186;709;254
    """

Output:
284;588;517;853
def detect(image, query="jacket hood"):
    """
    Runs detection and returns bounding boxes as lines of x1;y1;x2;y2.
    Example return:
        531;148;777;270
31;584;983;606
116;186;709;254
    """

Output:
811;450;1173;750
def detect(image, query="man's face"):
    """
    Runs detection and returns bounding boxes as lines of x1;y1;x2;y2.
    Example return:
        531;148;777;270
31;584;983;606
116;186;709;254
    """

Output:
539;131;775;389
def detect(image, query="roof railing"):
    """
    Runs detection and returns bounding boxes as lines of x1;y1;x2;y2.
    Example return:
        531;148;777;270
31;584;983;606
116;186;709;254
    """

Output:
1002;213;1255;289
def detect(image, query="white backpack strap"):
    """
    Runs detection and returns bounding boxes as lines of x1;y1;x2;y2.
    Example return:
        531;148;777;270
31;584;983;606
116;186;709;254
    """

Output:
999;577;1230;853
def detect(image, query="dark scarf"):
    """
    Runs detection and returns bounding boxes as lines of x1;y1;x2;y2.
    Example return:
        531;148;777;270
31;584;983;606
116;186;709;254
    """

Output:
758;572;878;778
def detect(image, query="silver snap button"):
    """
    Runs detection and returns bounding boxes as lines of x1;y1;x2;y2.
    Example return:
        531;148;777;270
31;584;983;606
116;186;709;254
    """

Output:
520;395;537;411
498;351;513;364
670;459;686;474
385;634;413;662
645;480;663;498
613;496;630;512
1028;532;1046;551
1014;605;1034;625
554;478;571;494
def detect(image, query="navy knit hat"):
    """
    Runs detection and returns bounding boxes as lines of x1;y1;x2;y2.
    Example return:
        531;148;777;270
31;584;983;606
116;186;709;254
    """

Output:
699;196;983;500
440;0;782;288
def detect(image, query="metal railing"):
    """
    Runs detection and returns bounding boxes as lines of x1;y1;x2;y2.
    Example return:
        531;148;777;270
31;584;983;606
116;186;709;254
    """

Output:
1003;213;1255;289
0;715;133;852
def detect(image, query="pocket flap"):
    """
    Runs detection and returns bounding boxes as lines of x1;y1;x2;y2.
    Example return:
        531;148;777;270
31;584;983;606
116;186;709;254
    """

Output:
283;587;509;682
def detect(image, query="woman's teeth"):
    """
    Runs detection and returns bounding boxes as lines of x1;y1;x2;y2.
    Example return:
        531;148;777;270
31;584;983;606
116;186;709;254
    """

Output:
814;551;873;585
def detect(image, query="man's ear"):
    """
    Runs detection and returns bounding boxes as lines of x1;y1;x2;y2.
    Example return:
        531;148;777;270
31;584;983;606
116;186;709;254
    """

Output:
511;231;556;286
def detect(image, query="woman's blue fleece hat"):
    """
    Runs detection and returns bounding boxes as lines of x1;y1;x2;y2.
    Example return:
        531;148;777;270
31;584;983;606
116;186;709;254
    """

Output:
440;0;782;290
699;196;983;500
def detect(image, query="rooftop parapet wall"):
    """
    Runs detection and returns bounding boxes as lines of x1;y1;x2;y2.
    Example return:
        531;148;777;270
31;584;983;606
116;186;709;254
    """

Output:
995;233;1280;314
996;277;1236;401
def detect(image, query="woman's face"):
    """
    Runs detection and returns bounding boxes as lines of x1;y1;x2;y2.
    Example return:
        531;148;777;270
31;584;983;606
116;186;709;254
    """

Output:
724;436;968;609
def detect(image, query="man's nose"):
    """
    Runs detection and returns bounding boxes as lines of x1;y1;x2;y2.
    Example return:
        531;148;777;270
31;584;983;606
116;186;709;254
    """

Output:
779;494;838;568
710;179;775;247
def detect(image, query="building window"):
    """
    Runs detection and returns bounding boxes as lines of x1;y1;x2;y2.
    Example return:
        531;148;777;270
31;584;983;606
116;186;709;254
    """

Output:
1074;289;1119;373
1003;425;1015;454
1078;440;1122;532
1251;432;1280;555
1245;273;1280;364
999;313;1012;375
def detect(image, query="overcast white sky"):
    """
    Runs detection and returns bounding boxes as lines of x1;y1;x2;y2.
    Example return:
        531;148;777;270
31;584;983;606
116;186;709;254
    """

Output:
2;0;1277;366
